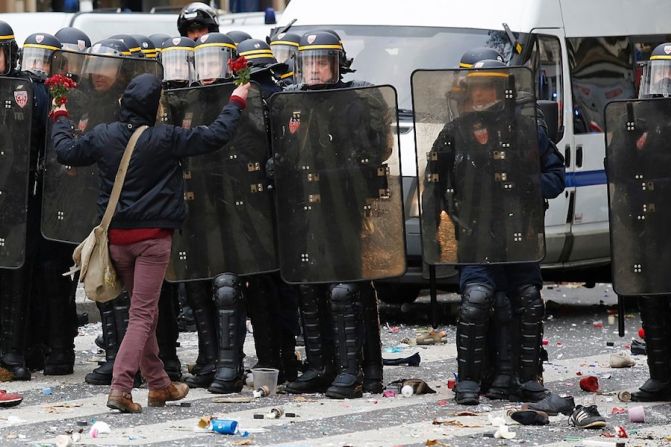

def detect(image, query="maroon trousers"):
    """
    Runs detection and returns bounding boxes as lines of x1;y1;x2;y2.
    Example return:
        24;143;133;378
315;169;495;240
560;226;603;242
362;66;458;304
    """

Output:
109;235;173;393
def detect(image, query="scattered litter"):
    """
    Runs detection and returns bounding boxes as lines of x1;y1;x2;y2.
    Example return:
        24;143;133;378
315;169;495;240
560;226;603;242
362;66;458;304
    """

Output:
415;329;447;345
593;321;604;329
638;327;645;339
600;374;612;379
384;346;404;353
579;376;599;392
606;342;614;347
42;387;53;396
386;323;401;334
436;399;450;407
609;351;635;368
54;434;73;447
401;385;414;397
180;402;192;407
614;426;628;438
387;379;435;395
452;411;478;416
425;440;449;446
89;421;111;438
432;418;482;428
211;418;239;435
382;389;396;398
285;412;298;418
542;338;549;346
611;407;626;415
266;408;283;419
253;386;270;398
494;425;516;439
76;420;88;427
382;352;421;367
197;416;212;429
212;396;253;404
447;379;456;390
253;414;264;420
0;366;14;382
617;391;631;402
583;441;625;447
232;440;254;446
628;405;645;423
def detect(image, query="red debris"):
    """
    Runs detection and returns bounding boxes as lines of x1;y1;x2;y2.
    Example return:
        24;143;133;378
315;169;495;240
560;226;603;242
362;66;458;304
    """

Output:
579;375;599;392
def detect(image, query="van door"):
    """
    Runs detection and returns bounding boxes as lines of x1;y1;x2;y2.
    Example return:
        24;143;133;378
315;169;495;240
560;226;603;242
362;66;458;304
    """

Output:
524;30;574;265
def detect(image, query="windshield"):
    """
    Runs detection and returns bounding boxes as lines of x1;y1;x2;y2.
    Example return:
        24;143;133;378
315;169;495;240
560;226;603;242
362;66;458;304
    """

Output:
289;25;524;111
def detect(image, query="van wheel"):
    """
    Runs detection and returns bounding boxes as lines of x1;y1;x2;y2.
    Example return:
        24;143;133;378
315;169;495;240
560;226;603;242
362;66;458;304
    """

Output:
375;284;421;305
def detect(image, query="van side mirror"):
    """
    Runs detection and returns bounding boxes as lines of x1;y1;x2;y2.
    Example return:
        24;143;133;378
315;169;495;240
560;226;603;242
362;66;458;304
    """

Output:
537;100;561;143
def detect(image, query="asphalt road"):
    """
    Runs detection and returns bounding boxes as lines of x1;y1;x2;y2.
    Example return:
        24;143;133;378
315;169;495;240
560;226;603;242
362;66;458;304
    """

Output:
0;283;668;447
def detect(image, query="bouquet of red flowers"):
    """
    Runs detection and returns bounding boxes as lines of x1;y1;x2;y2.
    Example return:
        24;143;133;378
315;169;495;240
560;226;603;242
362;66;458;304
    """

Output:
227;56;250;86
45;74;77;107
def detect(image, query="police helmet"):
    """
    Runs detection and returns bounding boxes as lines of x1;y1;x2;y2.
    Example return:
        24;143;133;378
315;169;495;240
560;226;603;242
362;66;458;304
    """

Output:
55;27;91;52
237;38;276;67
295;30;351;86
90;39;131;57
161;36;195;85
0;21;18;75
21;33;62;77
226;30;252;46
148;33;171;53
178;2;219;37
194;32;236;84
109;34;143;58
269;32;299;64
132;35;158;59
640;42;671;98
459;47;504;68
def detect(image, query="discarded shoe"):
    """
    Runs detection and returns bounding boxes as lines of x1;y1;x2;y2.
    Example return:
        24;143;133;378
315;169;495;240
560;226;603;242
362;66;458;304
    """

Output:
568;404;606;429
524;393;575;416
415;330;447;345
507;409;549;425
630;339;646;355
0;390;22;408
382;353;421;367
609;351;636;368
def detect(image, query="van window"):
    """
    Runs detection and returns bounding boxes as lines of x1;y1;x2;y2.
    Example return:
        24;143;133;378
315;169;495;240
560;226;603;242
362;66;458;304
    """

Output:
526;35;563;135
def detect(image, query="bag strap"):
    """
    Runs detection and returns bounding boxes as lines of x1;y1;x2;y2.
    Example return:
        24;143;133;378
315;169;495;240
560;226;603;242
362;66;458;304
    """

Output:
100;125;149;230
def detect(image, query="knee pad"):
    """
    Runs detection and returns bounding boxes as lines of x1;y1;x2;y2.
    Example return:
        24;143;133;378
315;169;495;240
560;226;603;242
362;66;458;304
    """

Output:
514;284;544;322
329;283;359;304
213;273;243;309
460;283;494;324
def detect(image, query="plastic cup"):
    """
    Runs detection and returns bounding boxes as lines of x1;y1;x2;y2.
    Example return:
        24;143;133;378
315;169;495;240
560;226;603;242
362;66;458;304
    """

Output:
210;418;238;434
252;368;280;395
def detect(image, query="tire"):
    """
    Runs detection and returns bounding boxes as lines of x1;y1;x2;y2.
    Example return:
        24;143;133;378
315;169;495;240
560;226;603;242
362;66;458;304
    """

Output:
375;284;421;305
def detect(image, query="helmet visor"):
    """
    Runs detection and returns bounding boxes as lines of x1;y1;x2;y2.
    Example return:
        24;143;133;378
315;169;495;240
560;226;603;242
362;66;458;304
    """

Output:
464;71;508;111
296;49;339;86
83;54;122;92
194;46;232;82
162;47;193;83
21;46;53;76
270;45;294;64
640;60;671;97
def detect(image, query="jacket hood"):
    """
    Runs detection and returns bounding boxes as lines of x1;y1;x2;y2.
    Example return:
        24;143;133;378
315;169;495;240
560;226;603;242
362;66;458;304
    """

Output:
119;73;162;126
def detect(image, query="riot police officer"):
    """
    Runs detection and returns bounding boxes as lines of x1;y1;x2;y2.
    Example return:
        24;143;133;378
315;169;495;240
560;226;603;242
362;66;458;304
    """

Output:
160;37;195;90
627;42;671;402
435;56;565;405
55;27;91;52
177;2;219;41
227;30;252;46
132;35;158;59
0;21;40;380
109;34;144;58
280;31;385;399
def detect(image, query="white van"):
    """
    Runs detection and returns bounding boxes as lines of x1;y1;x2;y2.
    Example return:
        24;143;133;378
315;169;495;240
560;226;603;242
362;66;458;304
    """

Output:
276;0;671;302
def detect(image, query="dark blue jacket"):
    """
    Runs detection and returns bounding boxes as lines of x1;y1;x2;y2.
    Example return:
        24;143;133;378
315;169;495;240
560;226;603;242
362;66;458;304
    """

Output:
52;73;244;229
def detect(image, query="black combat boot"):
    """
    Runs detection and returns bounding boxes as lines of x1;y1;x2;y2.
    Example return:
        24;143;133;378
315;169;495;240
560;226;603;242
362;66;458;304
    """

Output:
510;284;548;403
209;273;246;394
85;301;118;385
0;269;31;381
326;283;365;399
157;282;182;381
184;281;218;388
286;285;335;394
632;297;671;401
43;260;77;376
361;284;383;394
485;291;516;400
454;283;495;405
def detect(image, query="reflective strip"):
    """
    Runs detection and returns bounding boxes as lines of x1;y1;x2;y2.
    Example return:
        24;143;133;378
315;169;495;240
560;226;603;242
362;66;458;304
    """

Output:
195;42;236;50
239;49;274;57
280;71;293;79
650;55;671;60
466;71;509;78
298;44;343;51
243;54;273;60
161;46;194;52
24;43;60;51
0;34;14;41
270;40;299;47
459;62;474;68
128;47;142;53
141;49;157;57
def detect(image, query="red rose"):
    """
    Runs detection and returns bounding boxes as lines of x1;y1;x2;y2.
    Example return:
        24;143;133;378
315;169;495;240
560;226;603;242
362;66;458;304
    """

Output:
227;56;249;74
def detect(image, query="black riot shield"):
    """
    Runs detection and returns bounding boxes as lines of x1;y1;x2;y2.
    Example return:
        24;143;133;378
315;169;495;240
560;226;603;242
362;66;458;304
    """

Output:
41;51;163;243
160;82;277;281
411;67;545;265
605;98;671;296
269;85;406;284
0;78;32;268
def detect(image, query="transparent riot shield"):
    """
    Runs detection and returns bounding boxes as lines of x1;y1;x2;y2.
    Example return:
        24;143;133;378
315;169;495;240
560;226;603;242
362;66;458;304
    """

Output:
269;85;406;284
605;98;671;295
0;78;32;268
41;51;163;243
412;67;545;265
160;82;277;281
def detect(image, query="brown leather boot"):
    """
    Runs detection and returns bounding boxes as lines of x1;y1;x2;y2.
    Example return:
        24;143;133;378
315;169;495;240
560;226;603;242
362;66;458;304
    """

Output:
107;390;142;413
147;382;189;407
